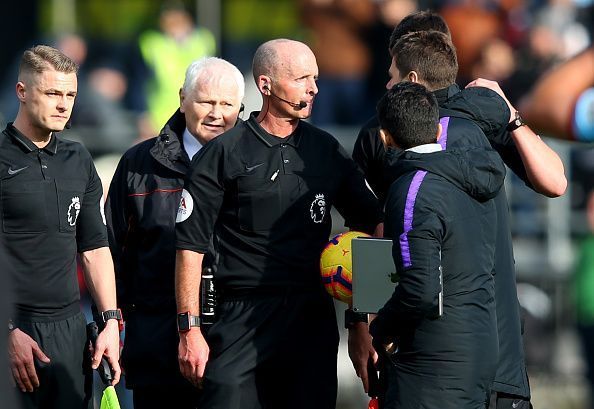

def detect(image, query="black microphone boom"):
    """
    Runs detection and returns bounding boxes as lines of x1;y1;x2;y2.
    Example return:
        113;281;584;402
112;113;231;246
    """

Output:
269;91;307;109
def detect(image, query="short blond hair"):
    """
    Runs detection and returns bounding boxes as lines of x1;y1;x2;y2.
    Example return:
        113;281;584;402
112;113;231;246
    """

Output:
19;45;78;80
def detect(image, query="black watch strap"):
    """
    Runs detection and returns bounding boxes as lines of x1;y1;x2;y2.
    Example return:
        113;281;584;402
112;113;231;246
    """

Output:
507;111;525;131
344;308;368;329
101;309;122;324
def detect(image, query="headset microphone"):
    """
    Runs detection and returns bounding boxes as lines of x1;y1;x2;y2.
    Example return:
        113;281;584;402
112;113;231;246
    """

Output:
264;86;308;109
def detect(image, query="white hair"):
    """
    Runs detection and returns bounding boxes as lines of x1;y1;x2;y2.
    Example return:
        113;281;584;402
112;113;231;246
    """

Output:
182;57;245;100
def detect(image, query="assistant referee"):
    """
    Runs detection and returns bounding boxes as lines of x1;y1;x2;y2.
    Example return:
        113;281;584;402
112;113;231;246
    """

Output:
2;45;120;409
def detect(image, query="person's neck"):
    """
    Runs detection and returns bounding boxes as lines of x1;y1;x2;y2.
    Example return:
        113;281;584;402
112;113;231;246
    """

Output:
255;111;298;138
12;116;52;148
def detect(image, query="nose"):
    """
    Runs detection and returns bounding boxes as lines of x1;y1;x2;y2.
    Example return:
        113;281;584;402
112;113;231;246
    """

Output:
209;103;222;118
308;78;318;96
56;95;68;111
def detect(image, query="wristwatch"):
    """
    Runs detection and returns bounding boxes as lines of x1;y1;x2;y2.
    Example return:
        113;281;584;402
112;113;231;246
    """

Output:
177;312;201;332
101;309;123;330
507;111;526;131
344;308;368;329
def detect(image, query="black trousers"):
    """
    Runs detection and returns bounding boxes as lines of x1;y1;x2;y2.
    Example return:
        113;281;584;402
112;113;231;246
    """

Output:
133;384;200;409
197;289;339;409
15;312;92;409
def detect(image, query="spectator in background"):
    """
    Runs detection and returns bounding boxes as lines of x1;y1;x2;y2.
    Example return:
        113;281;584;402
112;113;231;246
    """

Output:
64;60;139;156
574;190;594;409
136;1;215;137
365;0;418;108
298;0;376;126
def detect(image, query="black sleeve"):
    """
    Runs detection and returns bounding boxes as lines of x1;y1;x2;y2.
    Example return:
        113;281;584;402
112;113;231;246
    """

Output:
370;184;443;340
175;140;226;253
487;130;532;188
76;153;109;252
446;87;533;188
352;118;388;204
334;142;384;234
105;153;132;305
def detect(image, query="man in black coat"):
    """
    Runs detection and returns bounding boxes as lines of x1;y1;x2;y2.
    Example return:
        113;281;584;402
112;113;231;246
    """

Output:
105;57;244;409
370;81;504;409
351;19;567;409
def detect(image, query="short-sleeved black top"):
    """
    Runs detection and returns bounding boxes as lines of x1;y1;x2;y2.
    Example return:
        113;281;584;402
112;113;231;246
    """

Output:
176;113;383;290
0;123;108;317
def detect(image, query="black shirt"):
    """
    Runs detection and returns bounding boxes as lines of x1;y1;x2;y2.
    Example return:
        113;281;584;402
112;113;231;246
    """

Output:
176;113;383;290
0;123;107;317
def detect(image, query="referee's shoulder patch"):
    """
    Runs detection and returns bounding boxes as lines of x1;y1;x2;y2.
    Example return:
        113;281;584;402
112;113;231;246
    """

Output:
176;189;194;223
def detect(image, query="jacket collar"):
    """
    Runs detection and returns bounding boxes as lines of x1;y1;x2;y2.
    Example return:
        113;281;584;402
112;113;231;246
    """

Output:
150;110;190;174
433;84;460;106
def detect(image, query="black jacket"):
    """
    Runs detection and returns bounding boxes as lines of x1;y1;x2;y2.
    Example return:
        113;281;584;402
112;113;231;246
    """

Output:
105;110;195;387
371;146;505;409
355;84;531;397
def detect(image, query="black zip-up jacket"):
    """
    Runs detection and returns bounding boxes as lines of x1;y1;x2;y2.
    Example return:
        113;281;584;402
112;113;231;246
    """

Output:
355;85;531;397
105;110;199;387
370;146;505;409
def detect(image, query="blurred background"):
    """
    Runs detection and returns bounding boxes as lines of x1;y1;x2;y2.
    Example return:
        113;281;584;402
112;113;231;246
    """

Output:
1;0;592;408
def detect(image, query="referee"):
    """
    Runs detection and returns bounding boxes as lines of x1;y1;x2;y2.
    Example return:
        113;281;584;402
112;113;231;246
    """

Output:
2;45;120;409
174;39;383;409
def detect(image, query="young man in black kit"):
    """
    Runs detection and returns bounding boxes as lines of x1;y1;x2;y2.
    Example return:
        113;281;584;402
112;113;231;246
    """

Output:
350;15;567;409
174;39;383;409
2;45;120;409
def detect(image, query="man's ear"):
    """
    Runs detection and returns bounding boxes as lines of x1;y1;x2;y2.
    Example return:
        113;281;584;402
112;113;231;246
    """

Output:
407;71;419;83
258;75;271;95
179;88;185;113
435;122;442;142
379;128;395;148
16;82;26;102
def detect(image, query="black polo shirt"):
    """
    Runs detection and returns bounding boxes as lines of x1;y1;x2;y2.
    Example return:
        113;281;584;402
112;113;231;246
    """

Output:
176;113;383;290
0;123;107;318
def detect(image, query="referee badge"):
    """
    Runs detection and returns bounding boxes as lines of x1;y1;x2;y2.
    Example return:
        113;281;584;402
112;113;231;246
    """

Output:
67;197;81;226
176;189;194;223
310;193;326;223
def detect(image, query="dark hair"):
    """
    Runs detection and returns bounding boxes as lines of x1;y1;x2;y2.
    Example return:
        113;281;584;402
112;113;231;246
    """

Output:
377;82;439;150
389;11;450;52
391;30;457;91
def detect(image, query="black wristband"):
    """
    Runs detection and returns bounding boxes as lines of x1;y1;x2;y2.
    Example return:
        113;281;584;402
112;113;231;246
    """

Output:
344;308;368;329
507;111;525;131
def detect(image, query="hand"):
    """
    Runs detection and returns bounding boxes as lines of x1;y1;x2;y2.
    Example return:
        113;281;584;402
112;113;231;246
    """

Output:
465;78;516;122
178;328;209;388
92;320;121;385
8;329;51;392
348;321;378;393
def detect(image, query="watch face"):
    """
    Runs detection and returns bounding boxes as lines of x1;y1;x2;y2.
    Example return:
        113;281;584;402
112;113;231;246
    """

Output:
177;313;190;332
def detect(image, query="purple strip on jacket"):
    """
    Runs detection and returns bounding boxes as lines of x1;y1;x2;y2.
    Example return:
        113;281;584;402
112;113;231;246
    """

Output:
399;170;428;268
438;116;450;149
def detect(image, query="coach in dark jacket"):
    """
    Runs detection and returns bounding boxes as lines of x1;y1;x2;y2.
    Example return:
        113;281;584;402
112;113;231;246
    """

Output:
354;29;566;408
370;82;504;409
105;57;244;409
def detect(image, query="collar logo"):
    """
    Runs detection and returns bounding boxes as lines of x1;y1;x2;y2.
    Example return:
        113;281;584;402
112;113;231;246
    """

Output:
310;193;326;224
67;197;81;226
176;189;194;223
